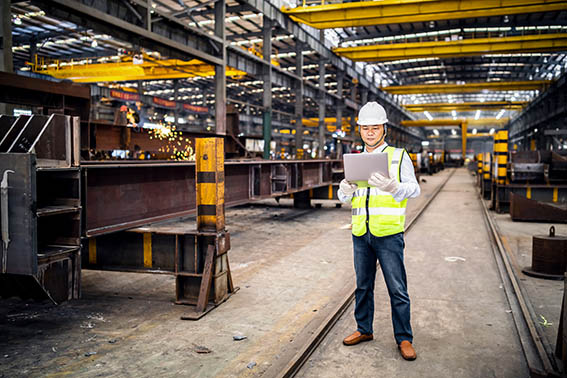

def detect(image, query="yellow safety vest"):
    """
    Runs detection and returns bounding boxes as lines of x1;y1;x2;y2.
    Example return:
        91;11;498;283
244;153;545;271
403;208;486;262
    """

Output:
351;146;407;237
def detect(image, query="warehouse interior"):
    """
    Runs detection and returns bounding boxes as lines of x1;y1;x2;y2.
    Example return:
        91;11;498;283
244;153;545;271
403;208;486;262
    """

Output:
0;0;566;377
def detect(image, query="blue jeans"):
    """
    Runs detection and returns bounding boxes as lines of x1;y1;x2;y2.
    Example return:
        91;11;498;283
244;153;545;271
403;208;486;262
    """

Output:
353;231;413;345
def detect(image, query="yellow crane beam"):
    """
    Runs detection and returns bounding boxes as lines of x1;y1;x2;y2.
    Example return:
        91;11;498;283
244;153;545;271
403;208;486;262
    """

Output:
402;118;509;127
281;0;566;29
403;101;528;112
383;81;551;94
31;53;251;82
333;34;567;62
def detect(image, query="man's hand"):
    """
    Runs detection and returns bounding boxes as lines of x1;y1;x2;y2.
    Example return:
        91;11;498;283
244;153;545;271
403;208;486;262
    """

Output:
339;179;358;196
368;169;399;194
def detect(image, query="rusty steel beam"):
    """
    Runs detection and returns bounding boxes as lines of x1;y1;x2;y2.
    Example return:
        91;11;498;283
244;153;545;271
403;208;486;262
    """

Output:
82;159;337;237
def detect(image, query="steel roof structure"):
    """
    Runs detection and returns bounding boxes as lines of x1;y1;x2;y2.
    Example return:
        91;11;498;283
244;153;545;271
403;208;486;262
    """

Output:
6;0;567;150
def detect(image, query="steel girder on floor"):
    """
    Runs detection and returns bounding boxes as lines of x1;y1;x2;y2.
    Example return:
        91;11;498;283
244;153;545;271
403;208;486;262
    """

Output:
333;34;567;62
383;81;552;95
82;159;337;237
281;0;566;29
491;183;567;213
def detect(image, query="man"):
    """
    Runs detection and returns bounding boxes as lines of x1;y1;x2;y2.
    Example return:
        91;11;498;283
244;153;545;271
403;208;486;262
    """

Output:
338;102;421;361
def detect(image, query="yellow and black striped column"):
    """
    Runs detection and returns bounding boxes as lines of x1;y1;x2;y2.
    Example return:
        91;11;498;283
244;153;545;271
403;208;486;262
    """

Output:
494;130;509;185
476;153;483;187
483;152;491;182
196;138;225;232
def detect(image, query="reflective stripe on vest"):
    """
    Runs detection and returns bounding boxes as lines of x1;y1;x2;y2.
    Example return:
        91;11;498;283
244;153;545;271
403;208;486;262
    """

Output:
351;146;407;237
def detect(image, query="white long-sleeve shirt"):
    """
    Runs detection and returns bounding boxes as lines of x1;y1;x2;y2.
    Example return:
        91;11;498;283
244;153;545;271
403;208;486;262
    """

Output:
338;143;421;203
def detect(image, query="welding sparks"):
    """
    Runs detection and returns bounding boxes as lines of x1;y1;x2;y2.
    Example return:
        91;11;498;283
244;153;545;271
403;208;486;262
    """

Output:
147;124;195;161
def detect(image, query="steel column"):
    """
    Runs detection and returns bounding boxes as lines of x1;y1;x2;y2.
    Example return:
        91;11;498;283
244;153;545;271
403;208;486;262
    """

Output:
318;56;326;158
295;41;304;158
215;0;227;135
1;0;13;74
336;72;344;135
262;15;273;159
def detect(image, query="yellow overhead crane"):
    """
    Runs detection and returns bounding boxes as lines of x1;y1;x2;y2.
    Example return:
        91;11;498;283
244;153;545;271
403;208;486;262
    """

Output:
332;34;567;62
281;0;567;29
29;51;279;82
383;81;551;94
403;101;528;112
402;118;509;127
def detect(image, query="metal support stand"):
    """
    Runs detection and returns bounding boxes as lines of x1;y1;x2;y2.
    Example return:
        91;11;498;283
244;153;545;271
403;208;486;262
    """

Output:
181;137;237;319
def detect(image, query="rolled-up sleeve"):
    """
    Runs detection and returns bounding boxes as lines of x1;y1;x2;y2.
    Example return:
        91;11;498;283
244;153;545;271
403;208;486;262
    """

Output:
392;151;421;202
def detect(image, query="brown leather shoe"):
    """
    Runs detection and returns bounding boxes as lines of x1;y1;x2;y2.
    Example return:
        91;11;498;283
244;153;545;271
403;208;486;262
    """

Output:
398;340;417;360
342;331;373;346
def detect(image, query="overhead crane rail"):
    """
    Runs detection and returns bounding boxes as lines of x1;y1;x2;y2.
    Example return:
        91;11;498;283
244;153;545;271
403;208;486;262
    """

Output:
401;118;510;127
383;81;552;94
281;0;567;29
403;101;528;112
332;34;567;62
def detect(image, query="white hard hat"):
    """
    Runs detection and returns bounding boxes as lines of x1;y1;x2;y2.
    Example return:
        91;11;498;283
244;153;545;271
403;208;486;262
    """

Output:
357;102;388;125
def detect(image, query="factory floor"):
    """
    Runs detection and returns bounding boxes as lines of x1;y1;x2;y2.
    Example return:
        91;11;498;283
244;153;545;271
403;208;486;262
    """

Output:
0;168;561;378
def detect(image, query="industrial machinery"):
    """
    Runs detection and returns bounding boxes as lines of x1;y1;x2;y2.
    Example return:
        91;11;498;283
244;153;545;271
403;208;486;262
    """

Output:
490;131;567;215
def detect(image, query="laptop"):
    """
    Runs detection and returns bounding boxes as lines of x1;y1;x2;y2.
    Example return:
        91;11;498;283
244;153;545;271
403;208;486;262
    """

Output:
343;152;389;182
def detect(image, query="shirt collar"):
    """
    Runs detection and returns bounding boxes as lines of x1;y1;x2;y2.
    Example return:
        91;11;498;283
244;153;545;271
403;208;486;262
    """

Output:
364;142;388;154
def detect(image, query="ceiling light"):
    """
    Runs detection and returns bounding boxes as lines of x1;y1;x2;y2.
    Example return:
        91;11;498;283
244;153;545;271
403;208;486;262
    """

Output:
503;15;510;23
13;17;22;25
91;39;98;48
474;110;481;120
489;128;495;135
433;129;439;136
451;129;457;135
424;111;433;121
451;110;457;117
472;128;478;135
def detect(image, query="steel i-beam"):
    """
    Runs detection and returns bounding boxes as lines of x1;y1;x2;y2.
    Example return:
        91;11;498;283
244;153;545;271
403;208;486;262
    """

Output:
281;0;567;29
333;34;567;62
383;81;551;94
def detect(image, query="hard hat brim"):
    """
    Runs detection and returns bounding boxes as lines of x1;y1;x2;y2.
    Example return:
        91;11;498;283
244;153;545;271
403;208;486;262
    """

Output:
357;118;388;126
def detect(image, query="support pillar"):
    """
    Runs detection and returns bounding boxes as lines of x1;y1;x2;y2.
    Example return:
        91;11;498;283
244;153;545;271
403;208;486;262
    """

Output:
214;0;227;135
262;16;273;159
1;0;13;74
351;79;358;136
146;0;152;31
361;88;368;105
460;122;467;160
318;56;326;158
1;0;13;115
336;71;344;133
174;79;180;127
294;40;304;159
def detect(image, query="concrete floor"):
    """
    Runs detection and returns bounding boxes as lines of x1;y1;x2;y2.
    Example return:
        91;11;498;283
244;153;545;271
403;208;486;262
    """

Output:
298;169;529;378
0;168;533;377
492;204;567;367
